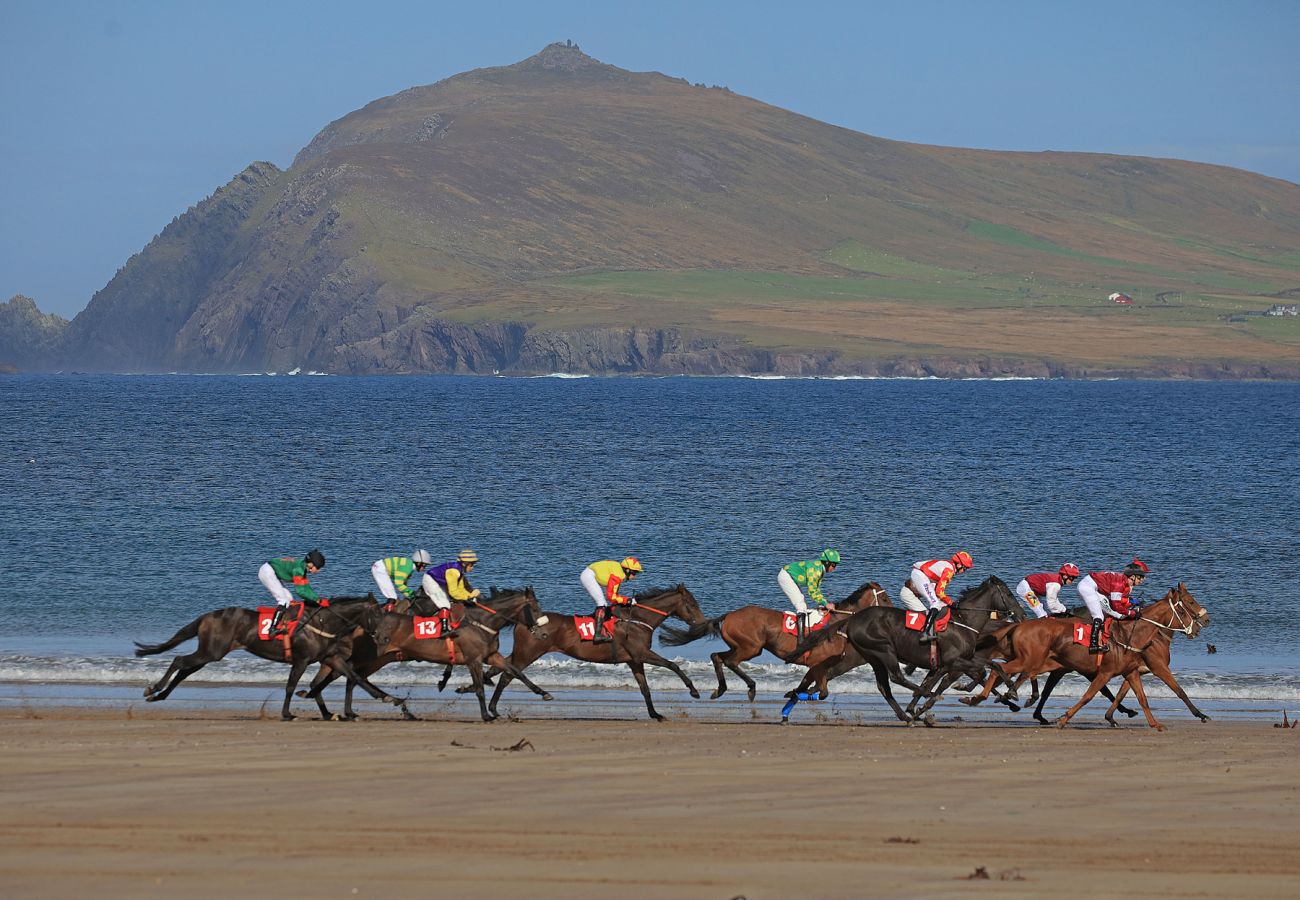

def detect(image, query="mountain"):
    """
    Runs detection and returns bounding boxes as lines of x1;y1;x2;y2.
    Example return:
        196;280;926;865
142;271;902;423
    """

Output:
9;42;1300;377
0;296;67;372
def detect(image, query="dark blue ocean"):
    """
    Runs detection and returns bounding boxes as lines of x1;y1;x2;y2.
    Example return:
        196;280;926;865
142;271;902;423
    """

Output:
1;374;1297;713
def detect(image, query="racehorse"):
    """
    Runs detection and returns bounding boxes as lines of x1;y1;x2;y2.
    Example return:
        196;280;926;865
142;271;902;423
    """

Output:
134;596;410;720
965;583;1209;731
302;587;551;722
787;576;1021;724
486;584;707;721
659;581;891;701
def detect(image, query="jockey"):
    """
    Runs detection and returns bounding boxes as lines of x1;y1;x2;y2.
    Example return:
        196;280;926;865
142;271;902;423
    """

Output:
1016;563;1080;619
421;550;482;629
371;550;432;607
581;556;642;643
908;551;974;643
1076;558;1149;653
778;550;840;633
259;550;325;635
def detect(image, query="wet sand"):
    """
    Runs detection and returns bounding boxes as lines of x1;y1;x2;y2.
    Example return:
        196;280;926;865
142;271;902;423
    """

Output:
1;707;1298;899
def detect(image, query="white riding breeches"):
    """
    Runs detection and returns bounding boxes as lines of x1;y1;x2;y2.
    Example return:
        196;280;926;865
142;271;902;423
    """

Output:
421;573;452;611
1077;575;1124;620
580;567;607;608
1017;579;1066;618
371;561;399;602
908;568;946;611
777;568;808;613
258;563;295;608
898;583;927;612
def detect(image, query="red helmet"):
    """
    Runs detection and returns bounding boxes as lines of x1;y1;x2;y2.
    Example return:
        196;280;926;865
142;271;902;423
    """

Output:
950;551;973;569
1059;563;1080;578
1123;557;1149;578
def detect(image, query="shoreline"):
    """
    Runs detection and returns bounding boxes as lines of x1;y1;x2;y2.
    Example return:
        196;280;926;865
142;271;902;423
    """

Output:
1;708;1298;898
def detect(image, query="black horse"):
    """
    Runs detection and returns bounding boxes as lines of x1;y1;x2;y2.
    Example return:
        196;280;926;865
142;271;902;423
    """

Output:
788;576;1021;724
134;595;409;720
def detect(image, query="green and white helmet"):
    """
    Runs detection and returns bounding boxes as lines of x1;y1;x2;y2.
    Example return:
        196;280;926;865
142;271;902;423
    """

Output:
819;549;841;565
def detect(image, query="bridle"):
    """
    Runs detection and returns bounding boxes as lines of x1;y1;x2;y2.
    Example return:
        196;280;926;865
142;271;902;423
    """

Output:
1140;594;1201;637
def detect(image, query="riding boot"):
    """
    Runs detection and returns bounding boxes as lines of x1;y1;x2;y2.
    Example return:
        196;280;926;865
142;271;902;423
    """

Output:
439;608;455;637
592;607;611;643
270;605;289;636
1089;617;1109;653
918;607;940;643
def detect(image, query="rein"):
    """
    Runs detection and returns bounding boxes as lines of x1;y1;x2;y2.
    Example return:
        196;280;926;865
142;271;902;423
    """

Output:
1140;597;1197;636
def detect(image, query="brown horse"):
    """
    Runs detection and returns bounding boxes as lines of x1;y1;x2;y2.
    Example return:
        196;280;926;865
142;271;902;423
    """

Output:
659;581;892;701
303;587;551;722
487;584;707;721
965;583;1209;731
134;596;410;720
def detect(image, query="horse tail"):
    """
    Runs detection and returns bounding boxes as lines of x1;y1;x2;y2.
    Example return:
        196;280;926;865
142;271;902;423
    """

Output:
659;615;725;647
134;616;204;657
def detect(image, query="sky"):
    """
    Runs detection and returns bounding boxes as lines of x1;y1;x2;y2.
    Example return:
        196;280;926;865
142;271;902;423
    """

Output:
3;0;1298;319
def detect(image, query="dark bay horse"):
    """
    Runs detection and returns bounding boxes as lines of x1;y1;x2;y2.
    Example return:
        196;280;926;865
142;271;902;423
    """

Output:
787;576;1021;724
303;587;552;722
487;584;707;721
134;596;409;720
659;581;891;701
966;583;1209;731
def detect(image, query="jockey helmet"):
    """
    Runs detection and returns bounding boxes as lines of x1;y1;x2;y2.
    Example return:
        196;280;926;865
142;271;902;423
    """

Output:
305;549;326;569
1059;563;1080;578
412;549;432;566
950;550;973;569
621;556;643;573
458;549;479;565
1123;558;1148;578
819;549;841;565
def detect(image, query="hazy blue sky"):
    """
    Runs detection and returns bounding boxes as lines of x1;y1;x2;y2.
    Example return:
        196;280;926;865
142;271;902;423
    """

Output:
3;0;1298;318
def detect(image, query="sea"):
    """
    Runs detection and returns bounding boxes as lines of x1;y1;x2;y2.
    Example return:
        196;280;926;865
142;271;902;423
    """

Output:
1;373;1297;724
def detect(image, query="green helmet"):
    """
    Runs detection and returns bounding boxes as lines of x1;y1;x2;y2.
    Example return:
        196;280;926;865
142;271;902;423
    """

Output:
819;549;841;565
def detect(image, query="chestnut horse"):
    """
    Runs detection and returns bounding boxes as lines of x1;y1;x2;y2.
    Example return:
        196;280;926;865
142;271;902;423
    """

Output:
487;584;707;721
134;596;409;720
659;581;892;701
965;583;1209;731
303;587;550;722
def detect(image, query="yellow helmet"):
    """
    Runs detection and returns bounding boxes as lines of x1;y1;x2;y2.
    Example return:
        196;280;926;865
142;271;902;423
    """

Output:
621;556;643;573
458;549;479;564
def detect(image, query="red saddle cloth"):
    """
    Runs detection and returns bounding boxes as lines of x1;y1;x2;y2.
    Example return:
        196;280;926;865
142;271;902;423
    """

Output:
781;612;832;636
413;615;459;640
1072;619;1112;645
574;615;618;642
257;602;306;640
904;609;952;633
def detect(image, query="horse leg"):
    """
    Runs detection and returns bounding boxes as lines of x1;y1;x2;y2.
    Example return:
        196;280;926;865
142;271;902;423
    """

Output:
640;649;699;699
467;660;496;722
304;664;342;720
326;654;409;717
905;669;945;717
959;670;1002;708
437;664;454;692
709;650;729;699
1104;680;1129;727
913;672;960;718
1033;670;1067;724
1026;677;1040;706
869;661;912;723
1146;657;1210;722
144;657;208;702
1056;670;1112;728
281;659;311;720
1125;671;1164;731
482;651;551;702
624;660;663;721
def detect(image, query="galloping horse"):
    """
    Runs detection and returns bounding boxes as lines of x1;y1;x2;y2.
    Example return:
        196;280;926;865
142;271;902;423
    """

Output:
659;581;891;701
487;584;707;721
966;583;1209;731
134;596;409;720
303;587;551;722
787;576;1021;724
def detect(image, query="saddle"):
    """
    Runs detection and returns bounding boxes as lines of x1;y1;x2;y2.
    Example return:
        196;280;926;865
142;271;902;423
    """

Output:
257;602;306;640
781;611;830;637
1072;618;1113;646
903;609;951;634
574;614;618;642
413;614;461;640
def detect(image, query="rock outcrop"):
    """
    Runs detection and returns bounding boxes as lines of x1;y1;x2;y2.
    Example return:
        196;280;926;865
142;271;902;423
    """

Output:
0;295;67;371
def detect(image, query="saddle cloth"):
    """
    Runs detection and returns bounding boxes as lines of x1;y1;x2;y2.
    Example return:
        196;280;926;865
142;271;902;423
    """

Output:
413;615;459;640
574;615;618;642
257;602;305;640
903;608;952;633
781;610;830;636
1072;619;1113;645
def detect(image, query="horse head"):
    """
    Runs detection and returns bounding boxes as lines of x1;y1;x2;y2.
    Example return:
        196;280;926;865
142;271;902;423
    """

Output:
635;584;707;626
955;576;1022;624
841;581;892;609
1160;582;1208;638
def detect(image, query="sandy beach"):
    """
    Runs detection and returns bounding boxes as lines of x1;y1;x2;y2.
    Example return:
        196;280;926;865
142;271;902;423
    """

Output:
2;707;1298;899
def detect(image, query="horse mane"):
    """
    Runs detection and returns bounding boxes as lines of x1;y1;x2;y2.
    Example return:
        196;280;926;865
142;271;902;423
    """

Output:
486;586;528;599
951;576;1009;607
841;581;880;605
325;594;377;604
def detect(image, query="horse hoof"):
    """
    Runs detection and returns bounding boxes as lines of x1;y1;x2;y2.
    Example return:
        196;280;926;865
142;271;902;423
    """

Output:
650;714;666;722
689;689;700;700
145;695;160;703
958;696;979;707
780;717;789;725
747;691;757;703
1034;716;1049;726
1199;715;1211;722
282;714;297;722
329;713;346;722
1107;719;1119;728
541;692;554;702
1055;718;1069;729
923;714;937;728
1154;724;1166;732
1006;703;1021;713
1125;709;1139;718
295;690;309;698
709;690;723;700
